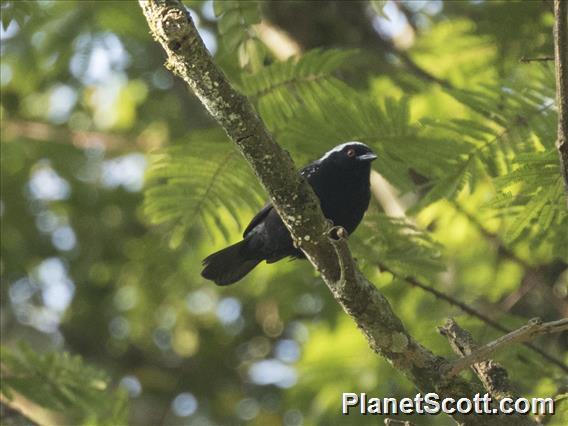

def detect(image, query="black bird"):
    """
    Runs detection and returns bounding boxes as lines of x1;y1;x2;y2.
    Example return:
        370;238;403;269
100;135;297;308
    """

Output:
201;142;377;285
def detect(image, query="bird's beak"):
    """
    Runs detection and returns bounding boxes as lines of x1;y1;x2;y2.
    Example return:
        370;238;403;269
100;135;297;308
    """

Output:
356;153;377;162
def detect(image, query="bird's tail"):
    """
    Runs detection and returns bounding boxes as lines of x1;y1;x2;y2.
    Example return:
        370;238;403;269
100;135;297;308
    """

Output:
201;240;261;286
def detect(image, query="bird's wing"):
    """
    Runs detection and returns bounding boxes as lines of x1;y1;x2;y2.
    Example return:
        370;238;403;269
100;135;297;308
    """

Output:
243;202;273;237
243;163;317;237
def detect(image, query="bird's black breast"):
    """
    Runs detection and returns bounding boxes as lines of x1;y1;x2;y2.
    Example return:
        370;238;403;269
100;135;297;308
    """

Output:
306;163;371;234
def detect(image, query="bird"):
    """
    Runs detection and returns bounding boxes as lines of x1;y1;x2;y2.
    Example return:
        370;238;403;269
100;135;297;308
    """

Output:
201;142;377;286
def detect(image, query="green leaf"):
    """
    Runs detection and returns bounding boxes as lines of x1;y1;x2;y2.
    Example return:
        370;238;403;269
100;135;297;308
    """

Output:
143;132;264;245
217;9;242;35
353;212;444;280
1;343;128;424
409;158;473;214
505;190;549;243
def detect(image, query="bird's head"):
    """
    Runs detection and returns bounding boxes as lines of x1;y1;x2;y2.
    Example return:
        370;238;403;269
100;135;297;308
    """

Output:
318;142;377;170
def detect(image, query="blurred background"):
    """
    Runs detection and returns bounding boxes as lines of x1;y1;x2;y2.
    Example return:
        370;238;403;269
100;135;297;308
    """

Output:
1;1;566;425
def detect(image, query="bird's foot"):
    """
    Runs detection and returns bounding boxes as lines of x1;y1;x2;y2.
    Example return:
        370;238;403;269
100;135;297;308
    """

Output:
328;226;349;241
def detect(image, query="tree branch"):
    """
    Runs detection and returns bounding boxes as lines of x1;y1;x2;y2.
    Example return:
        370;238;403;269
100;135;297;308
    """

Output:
438;319;515;401
138;2;536;424
442;318;568;379
138;0;339;280
382;267;568;374
256;0;567;375
553;0;568;199
0;399;38;426
1;119;135;151
370;170;408;218
254;20;302;61
520;56;554;63
0;393;63;426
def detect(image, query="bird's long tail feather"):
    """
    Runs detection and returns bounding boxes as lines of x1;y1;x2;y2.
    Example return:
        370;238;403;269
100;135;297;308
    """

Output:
201;240;260;286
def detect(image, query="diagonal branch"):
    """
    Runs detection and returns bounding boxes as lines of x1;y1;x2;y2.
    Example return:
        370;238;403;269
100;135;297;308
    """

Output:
138;2;535;425
387;269;568;374
553;0;568;199
438;318;515;401
443;318;568;379
0;399;38;426
257;0;567;374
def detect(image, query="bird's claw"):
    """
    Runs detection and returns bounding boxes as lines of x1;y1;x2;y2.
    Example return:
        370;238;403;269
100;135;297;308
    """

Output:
328;226;349;241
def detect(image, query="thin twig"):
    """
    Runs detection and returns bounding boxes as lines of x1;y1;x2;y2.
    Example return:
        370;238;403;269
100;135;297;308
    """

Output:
391;270;568;374
520;56;554;63
553;0;568;199
444;318;568;378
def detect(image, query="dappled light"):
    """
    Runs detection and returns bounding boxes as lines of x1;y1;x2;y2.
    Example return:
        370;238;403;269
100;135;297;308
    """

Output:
1;1;566;426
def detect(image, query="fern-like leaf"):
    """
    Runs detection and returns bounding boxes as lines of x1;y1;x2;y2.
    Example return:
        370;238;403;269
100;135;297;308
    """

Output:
353;212;444;280
238;49;359;131
488;149;566;252
144;134;264;248
1;343;128;424
214;0;261;51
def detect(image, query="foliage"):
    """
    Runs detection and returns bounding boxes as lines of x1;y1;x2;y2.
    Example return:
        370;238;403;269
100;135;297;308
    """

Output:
0;0;35;31
144;130;264;247
239;48;359;131
213;0;265;71
1;343;128;425
1;1;566;426
353;212;444;281
491;150;567;251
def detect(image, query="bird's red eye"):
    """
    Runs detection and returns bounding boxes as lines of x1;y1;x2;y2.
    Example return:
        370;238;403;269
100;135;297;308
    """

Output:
346;148;356;157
